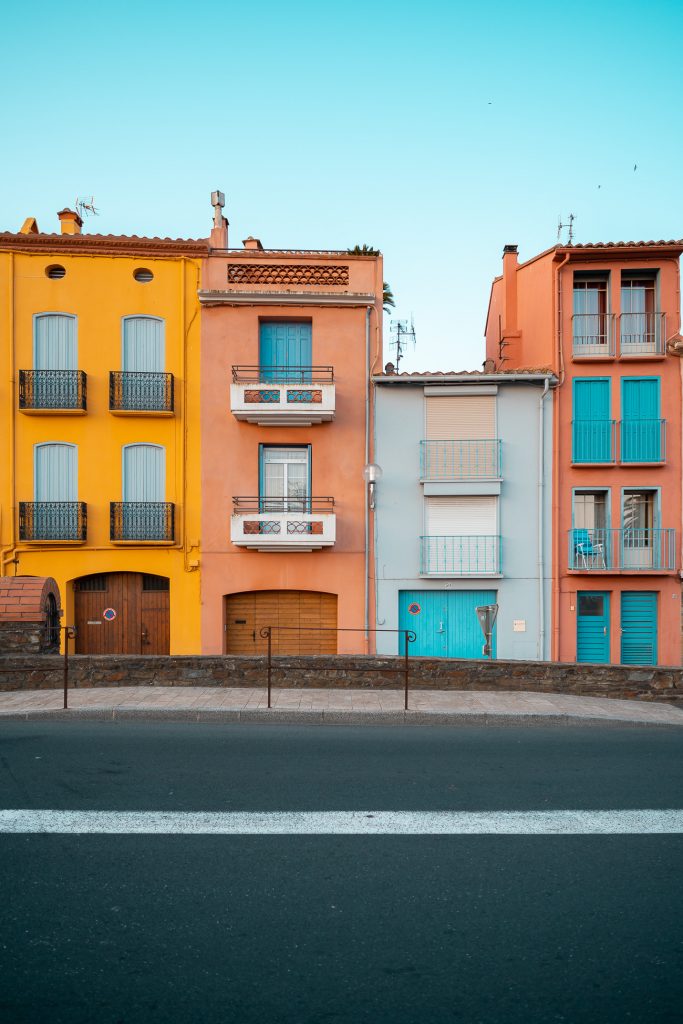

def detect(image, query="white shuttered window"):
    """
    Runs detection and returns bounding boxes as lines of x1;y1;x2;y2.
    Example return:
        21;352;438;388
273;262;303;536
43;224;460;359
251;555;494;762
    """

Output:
423;496;499;574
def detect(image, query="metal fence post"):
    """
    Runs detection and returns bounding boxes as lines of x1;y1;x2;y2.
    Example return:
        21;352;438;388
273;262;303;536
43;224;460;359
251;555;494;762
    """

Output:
404;630;409;711
62;626;75;709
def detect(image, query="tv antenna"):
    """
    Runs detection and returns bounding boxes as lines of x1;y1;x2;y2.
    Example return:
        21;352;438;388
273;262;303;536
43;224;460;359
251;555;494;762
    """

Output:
390;317;416;372
75;196;99;219
557;213;575;244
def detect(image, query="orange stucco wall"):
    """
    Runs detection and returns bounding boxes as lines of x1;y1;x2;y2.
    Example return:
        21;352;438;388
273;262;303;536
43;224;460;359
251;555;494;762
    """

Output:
199;251;382;654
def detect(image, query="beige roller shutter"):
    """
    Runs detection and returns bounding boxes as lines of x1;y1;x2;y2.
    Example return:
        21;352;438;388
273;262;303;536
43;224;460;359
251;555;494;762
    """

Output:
425;396;495;440
425;496;497;535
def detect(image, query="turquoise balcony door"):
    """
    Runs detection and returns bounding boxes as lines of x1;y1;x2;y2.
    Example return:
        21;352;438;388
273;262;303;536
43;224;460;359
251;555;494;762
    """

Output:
572;378;612;462
576;591;610;663
621;377;661;463
259;322;312;382
122;444;166;538
33;313;77;408
122;316;165;408
34;442;77;538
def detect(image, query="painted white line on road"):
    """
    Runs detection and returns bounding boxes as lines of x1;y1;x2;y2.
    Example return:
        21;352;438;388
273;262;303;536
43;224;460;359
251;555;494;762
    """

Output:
1;809;682;834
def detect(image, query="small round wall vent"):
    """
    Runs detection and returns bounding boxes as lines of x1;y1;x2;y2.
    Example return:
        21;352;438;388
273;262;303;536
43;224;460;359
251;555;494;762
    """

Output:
134;268;154;283
46;264;66;279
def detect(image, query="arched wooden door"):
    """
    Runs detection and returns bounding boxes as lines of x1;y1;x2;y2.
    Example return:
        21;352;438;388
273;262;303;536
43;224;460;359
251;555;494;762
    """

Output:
224;590;337;654
74;572;169;654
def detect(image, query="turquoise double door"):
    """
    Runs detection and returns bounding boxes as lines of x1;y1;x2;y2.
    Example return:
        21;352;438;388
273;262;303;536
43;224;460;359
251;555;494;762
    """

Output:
577;590;657;665
259;323;312;381
399;590;497;659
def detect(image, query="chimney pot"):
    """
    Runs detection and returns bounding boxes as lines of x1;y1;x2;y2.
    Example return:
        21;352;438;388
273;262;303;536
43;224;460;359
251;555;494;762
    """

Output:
243;236;264;250
503;244;518;254
57;208;83;235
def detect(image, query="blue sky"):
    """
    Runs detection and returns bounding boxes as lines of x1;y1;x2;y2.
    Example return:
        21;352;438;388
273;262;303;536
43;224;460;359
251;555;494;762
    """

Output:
2;0;682;370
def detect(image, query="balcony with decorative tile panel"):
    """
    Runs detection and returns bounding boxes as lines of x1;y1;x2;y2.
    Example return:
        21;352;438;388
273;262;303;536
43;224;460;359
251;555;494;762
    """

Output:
19;502;87;542
110;502;175;543
230;366;335;425
109;372;174;414
231;497;336;551
568;527;676;572
18;370;87;413
420;535;501;577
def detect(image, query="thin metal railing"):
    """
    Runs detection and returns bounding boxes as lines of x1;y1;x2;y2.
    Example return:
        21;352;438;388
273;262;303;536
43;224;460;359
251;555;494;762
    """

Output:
619;312;665;356
571;420;617;464
420;535;501;575
233;496;335;513
19;502;88;541
232;365;334;384
258;626;416;710
109;372;174;412
572;314;616;357
18;370;87;410
110;502;175;541
568;527;677;571
420;439;501;480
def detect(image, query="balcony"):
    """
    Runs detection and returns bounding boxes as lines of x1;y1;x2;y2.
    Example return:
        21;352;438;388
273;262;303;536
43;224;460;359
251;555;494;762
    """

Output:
18;370;87;412
420;440;501;480
109;372;174;414
19;502;87;542
230;366;335;425
231;497;335;551
571;420;616;464
568;528;676;572
110;502;175;542
619;312;666;357
420;535;501;576
572;314;616;359
620;419;666;463
572;420;666;464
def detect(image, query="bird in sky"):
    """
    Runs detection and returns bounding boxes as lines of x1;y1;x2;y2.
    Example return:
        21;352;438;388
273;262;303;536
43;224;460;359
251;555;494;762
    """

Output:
634;164;638;171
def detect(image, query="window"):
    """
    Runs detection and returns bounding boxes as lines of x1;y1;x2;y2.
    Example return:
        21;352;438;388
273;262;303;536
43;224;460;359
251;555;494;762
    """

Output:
620;377;662;463
45;265;66;279
573;491;608;531
571;491;609;569
621;275;659;354
260;446;311;512
572;378;614;463
622;490;656;569
259;322;312;382
573;275;610;355
133;268;154;283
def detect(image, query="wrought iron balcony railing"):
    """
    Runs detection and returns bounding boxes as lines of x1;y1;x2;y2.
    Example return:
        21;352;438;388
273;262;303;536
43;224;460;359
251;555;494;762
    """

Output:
19;370;87;411
619;312;666;356
110;502;175;541
572;314;616;358
232;365;334;383
620;419;666;463
420;439;501;480
19;502;87;541
420;535;501;575
109;372;174;412
571;420;617;464
568;528;676;571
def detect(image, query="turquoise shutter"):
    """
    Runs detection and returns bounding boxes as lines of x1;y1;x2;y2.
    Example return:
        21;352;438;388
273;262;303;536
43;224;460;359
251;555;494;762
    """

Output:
122;317;164;371
34;314;77;370
621;377;661;462
572;378;611;462
34;443;77;501
620;592;657;665
259;323;312;381
123;444;165;501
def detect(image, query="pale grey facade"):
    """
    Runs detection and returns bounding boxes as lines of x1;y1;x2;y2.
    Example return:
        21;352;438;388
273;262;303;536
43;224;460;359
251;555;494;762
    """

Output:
373;372;555;660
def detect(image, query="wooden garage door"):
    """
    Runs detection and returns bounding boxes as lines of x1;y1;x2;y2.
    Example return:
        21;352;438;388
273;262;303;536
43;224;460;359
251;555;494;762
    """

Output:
224;590;337;655
74;572;169;654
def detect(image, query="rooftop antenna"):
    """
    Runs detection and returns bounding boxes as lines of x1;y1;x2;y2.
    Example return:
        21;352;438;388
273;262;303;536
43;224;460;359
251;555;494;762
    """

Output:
75;196;99;219
557;213;575;244
390;317;416;372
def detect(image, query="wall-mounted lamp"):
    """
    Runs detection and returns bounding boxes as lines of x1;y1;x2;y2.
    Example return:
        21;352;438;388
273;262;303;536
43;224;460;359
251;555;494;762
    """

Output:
363;463;383;510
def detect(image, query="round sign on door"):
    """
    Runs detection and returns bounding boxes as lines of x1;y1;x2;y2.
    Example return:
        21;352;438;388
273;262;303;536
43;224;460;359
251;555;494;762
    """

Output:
103;608;117;622
408;602;421;615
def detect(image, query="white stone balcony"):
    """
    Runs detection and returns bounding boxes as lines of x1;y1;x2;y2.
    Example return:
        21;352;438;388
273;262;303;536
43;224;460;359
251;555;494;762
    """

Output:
230;366;335;425
231;497;336;551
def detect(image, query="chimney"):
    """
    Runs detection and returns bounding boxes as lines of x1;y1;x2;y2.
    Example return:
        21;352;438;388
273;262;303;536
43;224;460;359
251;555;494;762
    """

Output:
384;361;396;375
243;236;264;250
57;209;83;235
499;244;521;364
210;190;228;248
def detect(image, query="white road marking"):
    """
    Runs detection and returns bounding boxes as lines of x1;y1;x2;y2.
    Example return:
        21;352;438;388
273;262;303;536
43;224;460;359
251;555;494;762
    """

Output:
0;809;682;835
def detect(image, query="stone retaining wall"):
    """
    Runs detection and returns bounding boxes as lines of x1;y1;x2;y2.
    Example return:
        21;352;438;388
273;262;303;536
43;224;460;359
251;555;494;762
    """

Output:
0;653;681;704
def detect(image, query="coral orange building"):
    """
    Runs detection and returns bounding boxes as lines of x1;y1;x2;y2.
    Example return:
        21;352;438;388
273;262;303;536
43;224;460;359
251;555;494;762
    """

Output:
486;240;683;666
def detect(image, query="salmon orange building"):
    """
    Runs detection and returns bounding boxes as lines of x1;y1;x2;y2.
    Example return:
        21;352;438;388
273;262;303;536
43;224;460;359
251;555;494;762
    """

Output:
486;240;683;666
0;209;206;653
199;197;383;654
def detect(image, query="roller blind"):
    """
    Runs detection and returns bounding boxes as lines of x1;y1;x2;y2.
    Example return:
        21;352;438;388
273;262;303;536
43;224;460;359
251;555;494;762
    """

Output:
425;496;497;535
425;396;495;440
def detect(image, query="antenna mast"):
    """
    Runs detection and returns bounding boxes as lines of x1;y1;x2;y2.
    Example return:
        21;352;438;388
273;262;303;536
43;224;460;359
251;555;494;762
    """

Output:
75;196;99;220
557;213;575;244
389;317;417;372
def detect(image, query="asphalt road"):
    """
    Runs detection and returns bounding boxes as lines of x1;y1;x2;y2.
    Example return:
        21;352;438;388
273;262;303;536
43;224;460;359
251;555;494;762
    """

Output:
1;722;682;1023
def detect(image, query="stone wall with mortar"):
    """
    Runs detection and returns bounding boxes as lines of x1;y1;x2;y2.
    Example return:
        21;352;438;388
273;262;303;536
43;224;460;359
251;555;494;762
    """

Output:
0;654;680;705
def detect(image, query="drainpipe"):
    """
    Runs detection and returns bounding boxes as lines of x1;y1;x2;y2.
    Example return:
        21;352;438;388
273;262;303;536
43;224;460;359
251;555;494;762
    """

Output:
364;304;372;650
538;377;550;659
551;251;571;661
1;252;17;575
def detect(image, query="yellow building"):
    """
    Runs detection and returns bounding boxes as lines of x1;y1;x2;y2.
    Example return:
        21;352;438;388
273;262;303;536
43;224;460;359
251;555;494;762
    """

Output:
0;209;207;653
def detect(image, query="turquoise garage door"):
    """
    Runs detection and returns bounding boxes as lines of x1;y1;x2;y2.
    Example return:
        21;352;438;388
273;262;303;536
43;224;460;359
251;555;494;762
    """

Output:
399;590;497;659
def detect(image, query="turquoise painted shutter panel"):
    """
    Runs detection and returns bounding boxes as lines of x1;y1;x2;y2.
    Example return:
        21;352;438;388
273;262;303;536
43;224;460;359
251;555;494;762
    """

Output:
122;317;164;371
621;378;661;462
259;323;312;381
620;592;657;665
445;590;497;659
573;379;611;462
34;315;77;369
123;445;165;501
399;591;448;657
34;443;77;501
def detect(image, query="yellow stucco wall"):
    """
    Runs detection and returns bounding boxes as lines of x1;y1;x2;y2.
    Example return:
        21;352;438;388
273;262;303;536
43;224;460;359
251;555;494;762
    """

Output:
0;248;203;653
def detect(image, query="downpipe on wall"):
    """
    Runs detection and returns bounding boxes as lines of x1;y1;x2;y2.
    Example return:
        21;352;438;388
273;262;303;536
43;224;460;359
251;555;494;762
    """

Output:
538;376;550;660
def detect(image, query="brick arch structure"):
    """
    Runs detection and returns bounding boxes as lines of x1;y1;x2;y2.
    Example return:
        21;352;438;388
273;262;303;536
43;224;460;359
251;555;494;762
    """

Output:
0;576;61;653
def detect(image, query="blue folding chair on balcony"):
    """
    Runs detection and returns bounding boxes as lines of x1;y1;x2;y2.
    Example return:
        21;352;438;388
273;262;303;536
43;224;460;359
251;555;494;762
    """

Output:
573;529;606;569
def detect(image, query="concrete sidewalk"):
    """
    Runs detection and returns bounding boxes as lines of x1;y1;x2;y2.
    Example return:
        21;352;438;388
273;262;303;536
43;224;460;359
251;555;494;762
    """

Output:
0;686;682;726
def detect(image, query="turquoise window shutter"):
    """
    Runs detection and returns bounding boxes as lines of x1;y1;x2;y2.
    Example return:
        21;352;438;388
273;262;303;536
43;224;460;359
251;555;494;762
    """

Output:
572;378;611;462
122;317;164;372
34;314;77;370
259;322;312;382
122;444;165;502
621;377;661;462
